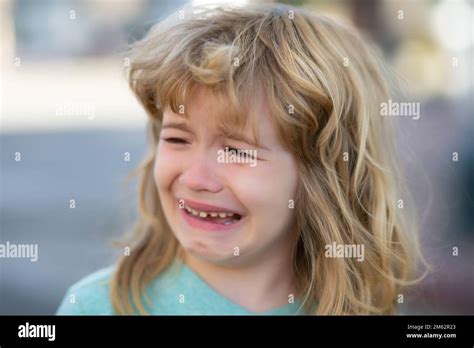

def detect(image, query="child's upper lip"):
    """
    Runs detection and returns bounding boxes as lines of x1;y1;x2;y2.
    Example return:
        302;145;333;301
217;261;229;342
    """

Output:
179;198;244;216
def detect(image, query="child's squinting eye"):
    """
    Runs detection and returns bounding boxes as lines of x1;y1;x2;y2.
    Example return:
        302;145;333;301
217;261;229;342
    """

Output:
162;137;188;144
224;146;257;160
160;139;258;160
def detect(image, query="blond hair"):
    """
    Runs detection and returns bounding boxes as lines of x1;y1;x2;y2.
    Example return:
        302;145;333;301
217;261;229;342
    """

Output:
111;4;427;315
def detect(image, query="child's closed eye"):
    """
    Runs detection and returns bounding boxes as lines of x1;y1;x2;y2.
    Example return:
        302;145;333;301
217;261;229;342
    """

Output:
162;137;188;144
159;139;258;160
224;146;257;160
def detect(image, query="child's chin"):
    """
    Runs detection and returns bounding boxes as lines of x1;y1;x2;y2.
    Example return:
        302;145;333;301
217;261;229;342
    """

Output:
185;247;241;265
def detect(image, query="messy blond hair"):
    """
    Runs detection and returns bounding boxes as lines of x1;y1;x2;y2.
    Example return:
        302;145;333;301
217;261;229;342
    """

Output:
111;4;426;315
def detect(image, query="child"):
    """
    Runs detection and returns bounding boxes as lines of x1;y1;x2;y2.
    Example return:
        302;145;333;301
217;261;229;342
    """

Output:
57;3;425;315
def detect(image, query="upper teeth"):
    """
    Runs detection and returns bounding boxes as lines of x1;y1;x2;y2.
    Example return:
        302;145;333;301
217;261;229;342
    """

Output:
184;205;236;218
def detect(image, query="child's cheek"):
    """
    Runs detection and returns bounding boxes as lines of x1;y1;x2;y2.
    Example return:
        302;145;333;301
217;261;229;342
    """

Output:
228;161;274;194
222;164;271;213
228;159;297;224
154;146;184;192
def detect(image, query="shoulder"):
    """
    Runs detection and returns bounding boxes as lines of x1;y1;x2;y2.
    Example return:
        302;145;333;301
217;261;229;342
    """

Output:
56;266;115;315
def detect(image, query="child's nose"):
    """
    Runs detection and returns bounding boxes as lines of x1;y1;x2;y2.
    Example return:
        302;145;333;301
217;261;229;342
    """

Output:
178;150;224;193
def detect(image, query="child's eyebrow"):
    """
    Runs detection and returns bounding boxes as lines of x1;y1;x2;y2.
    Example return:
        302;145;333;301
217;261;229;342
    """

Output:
161;122;192;133
222;132;269;151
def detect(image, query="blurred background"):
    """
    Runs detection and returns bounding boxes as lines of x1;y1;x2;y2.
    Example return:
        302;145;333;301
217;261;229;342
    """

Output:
0;0;473;314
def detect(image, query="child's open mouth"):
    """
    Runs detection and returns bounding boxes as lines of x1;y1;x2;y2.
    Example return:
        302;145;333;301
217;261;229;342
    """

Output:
183;205;242;226
178;199;245;231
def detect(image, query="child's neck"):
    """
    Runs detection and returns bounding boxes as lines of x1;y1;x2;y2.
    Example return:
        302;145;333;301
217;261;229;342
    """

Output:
181;247;299;313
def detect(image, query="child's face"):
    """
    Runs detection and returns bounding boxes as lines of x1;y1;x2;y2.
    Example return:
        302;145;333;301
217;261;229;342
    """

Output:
154;87;299;266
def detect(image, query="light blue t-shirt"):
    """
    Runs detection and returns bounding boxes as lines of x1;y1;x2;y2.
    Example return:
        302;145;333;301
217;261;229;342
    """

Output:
56;259;303;315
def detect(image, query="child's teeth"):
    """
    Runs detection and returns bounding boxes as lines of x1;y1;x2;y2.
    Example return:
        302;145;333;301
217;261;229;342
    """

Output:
184;205;240;222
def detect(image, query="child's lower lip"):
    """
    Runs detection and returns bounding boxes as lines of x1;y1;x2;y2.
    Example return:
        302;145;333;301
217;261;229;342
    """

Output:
180;208;244;232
